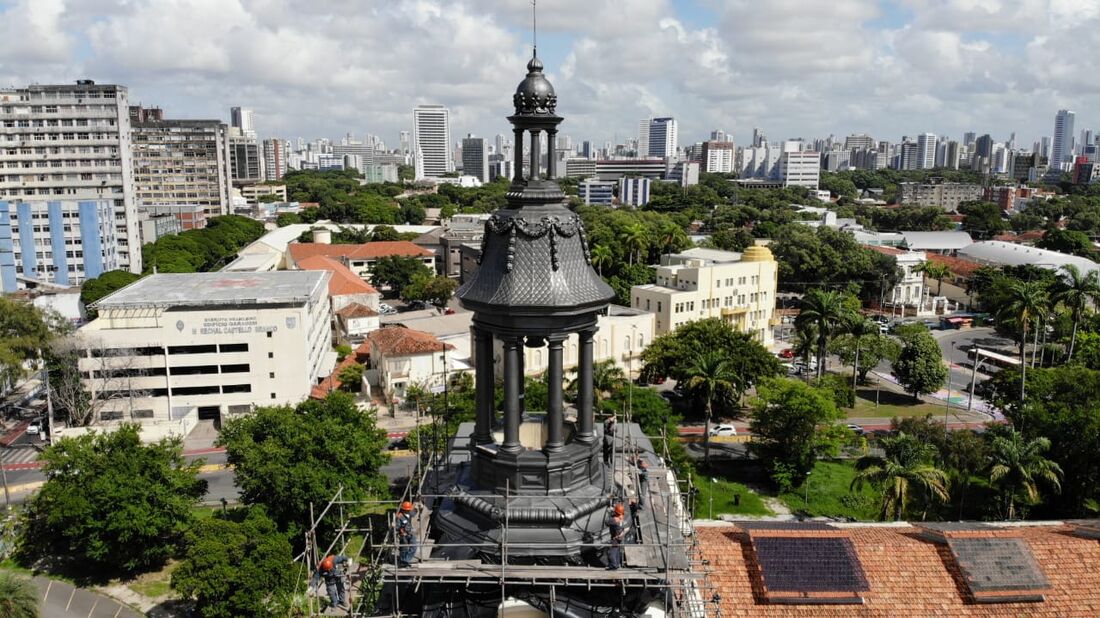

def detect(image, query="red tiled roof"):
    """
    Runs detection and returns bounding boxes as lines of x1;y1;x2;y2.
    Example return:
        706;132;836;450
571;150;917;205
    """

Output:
927;252;982;278
288;241;433;264
335;302;378;320
295;255;379;297
367;326;453;357
698;522;1100;617
311;341;370;399
993;230;1045;243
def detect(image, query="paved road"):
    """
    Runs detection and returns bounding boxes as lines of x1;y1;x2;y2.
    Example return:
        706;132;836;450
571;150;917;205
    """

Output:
26;574;143;618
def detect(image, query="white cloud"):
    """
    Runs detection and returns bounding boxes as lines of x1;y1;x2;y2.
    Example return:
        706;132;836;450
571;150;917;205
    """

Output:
0;0;1096;148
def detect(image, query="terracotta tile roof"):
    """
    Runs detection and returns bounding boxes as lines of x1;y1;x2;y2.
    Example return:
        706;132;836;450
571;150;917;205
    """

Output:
294;255;379;296
335;302;378;320
367;326;453;357
993;230;1045;243
698;522;1100;616
927;252;982;278
287;241;433;264
311;341;370;399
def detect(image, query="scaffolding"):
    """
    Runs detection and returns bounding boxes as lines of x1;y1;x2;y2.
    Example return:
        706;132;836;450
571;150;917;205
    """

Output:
296;410;720;617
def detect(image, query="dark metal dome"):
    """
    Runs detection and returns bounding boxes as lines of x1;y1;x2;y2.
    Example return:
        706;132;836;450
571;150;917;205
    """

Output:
513;53;557;115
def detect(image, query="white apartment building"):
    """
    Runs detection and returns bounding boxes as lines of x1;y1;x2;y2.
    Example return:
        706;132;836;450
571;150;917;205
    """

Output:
916;133;938;170
0;81;142;273
702;141;735;174
230;107;256;139
75;271;333;431
866;245;927;312
131;119;233;216
631;246;779;344
780;151;821;189
413;105;453;179
0;199;120;292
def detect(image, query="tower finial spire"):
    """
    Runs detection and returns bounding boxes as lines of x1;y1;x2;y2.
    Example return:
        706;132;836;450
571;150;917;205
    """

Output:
532;0;537;56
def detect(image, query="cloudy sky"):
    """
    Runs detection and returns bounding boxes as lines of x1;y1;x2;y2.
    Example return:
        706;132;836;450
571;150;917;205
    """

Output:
0;0;1096;150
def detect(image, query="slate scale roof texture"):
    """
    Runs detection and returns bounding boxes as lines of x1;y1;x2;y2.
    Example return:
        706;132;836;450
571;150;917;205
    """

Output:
697;522;1100;616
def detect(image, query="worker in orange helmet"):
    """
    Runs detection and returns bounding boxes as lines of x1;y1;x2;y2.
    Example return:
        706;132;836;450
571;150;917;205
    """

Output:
395;501;417;567
607;502;626;570
316;553;349;609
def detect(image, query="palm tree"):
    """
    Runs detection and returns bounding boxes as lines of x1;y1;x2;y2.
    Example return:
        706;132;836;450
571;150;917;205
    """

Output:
998;280;1049;403
988;428;1063;520
844;317;880;392
567;359;627;413
590;244;614;277
851;432;950;521
1052;263;1100;361
0;571;38;618
916;260;952;296
795;288;853;379
620;223;650;266
657;222;689;256
685;350;738;467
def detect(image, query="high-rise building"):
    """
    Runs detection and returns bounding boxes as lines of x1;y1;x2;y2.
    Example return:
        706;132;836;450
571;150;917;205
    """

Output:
701;141;735;174
1040;136;1052;160
637;118;650;158
780;151;821;189
963;132;977;147
0;81;142;273
752;128;766;147
618;177;651;207
461;134;489;183
230;107;256;139
1081;130;1094;155
916;133;938;169
399;131;411;158
413;105;453;179
648;117;678;159
263;138;286;181
0;199;120;292
131;114;233;216
942;141;961;170
710;129;730;143
898;142;920;170
333;136;373;173
228;128;264;186
844;134;875;151
1053;109;1076;170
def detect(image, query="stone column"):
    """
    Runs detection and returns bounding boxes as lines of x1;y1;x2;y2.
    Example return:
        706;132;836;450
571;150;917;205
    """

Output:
473;328;494;444
546;129;558;179
545;334;566;451
529;130;541;181
576;329;596;444
501;335;523;452
512;128;524;181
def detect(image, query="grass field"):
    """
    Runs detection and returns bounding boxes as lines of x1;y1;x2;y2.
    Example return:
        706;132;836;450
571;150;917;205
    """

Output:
851;387;948;418
778;460;881;521
691;476;773;518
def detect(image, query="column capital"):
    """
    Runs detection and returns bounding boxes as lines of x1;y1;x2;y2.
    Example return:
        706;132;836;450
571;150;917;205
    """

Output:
545;333;568;345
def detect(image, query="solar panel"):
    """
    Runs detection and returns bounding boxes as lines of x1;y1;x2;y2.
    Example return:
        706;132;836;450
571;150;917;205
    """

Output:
737;521;833;531
948;538;1050;603
917;522;995;533
752;536;869;604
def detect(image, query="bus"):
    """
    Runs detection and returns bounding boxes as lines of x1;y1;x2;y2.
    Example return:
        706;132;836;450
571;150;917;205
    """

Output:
966;347;1021;373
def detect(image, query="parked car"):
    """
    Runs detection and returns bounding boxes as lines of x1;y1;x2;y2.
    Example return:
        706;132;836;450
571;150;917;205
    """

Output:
778;348;795;359
709;424;738;437
846;423;866;435
26;418;42;435
407;300;427;310
444;308;456;315
379;303;397;315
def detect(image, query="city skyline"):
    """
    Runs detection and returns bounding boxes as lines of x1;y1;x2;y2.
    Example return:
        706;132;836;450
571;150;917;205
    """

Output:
0;0;1097;151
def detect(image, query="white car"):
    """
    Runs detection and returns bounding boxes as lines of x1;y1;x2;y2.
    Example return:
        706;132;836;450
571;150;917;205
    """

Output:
379;303;397;315
709;424;737;437
26;419;42;435
847;423;866;435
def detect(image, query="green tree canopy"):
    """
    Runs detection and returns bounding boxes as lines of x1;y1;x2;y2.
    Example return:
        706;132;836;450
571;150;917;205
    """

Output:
748;378;846;481
401;274;458;308
769;225;900;300
959;200;1010;240
142;215;265;274
891;328;947;400
852;432;949;521
370;255;434;297
171;507;294;618
19;424;206;573
81;269;142;312
0;571;38;618
217;392;390;534
0;296;53;386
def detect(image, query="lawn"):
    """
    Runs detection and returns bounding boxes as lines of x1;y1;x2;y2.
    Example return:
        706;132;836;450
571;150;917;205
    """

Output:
851;388;948;418
127;560;178;601
691;476;773;518
778;460;880;521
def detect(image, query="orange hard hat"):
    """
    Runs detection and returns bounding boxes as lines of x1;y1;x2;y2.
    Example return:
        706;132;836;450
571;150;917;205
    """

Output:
320;555;334;571
400;501;413;512
614;503;625;516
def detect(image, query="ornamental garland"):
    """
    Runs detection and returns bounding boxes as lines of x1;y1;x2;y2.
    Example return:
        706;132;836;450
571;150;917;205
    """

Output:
476;213;591;272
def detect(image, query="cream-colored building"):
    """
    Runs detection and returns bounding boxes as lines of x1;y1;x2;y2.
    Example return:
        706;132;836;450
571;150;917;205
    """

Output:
489;305;655;380
631;246;778;344
73;271;334;435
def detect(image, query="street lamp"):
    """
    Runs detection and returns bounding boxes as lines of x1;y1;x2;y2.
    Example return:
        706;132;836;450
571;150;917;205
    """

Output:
945;342;954;430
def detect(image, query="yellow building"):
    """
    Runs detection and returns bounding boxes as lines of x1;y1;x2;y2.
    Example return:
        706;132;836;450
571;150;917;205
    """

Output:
630;246;778;344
